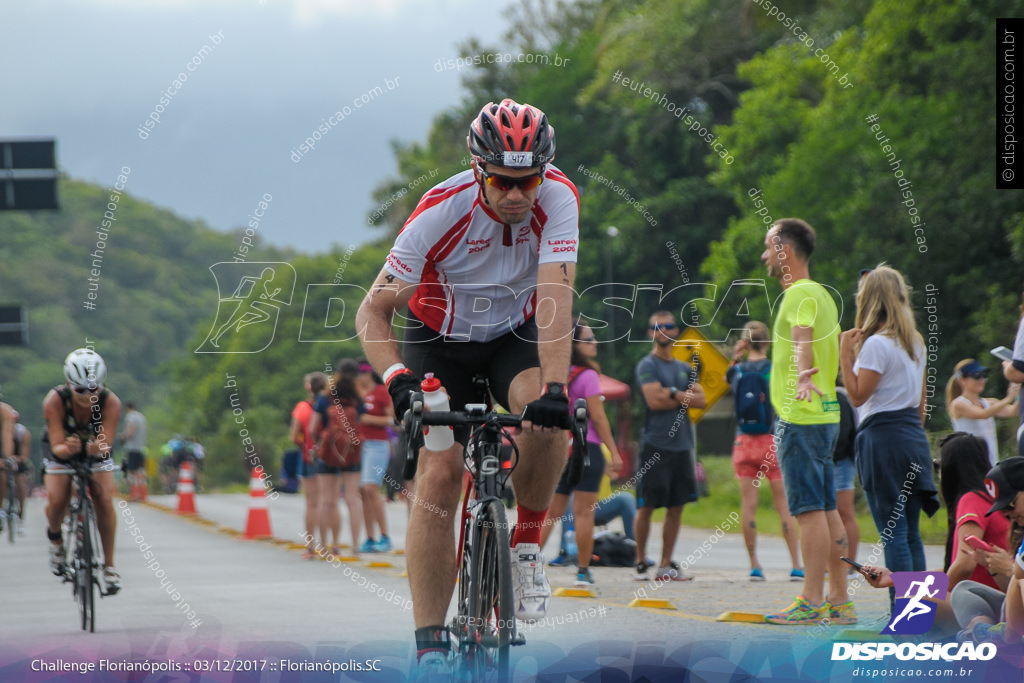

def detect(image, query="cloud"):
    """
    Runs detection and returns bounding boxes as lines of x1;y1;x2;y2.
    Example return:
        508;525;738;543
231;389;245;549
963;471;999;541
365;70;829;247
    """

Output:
82;0;467;23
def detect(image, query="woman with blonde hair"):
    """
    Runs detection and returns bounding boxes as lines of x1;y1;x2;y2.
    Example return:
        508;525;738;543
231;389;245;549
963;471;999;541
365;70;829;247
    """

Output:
840;265;940;610
946;359;1019;466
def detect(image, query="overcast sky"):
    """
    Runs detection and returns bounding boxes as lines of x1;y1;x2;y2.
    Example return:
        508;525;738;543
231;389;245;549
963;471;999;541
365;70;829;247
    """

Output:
0;0;520;253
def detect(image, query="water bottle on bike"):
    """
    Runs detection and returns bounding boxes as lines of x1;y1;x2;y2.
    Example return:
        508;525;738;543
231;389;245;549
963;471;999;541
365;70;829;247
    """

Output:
421;374;454;451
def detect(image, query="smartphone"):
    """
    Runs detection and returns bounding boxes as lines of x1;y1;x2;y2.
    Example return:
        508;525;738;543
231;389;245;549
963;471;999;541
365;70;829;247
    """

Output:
992;346;1015;363
964;535;995;552
840;556;878;579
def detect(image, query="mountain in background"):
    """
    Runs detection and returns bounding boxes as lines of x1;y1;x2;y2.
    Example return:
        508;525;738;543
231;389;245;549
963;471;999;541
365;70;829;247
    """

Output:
0;178;293;462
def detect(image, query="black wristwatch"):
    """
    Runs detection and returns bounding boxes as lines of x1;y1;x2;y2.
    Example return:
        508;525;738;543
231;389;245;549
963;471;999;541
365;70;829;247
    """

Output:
543;382;566;398
669;386;680;401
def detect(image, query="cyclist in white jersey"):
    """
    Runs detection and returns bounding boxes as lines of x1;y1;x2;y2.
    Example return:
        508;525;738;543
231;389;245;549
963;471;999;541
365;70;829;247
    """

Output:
356;99;578;675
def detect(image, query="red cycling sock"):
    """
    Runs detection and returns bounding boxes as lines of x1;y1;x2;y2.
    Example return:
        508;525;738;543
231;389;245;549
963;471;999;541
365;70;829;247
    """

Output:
513;505;546;546
415;625;450;660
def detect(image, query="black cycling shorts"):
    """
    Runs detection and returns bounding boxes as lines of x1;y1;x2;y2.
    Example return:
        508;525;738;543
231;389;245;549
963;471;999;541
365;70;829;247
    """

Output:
125;450;146;472
402;312;540;446
555;441;606;495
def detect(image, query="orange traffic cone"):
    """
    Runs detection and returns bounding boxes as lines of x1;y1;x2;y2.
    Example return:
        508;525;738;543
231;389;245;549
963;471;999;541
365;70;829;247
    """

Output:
243;469;273;539
175;462;197;515
131;479;149;502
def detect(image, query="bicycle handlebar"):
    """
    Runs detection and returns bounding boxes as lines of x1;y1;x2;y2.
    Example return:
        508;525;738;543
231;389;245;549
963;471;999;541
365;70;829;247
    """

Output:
401;394;589;484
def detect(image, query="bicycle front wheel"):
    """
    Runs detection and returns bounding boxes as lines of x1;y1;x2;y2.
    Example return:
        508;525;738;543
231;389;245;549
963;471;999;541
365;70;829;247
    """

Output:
6;488;16;544
79;499;96;632
462;499;515;680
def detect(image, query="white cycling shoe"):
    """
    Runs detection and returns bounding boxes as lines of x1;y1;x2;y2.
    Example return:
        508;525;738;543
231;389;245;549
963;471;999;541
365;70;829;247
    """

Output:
510;543;550;622
103;567;122;594
49;543;66;576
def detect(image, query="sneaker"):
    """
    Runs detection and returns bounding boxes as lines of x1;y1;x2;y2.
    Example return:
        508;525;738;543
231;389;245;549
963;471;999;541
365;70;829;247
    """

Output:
416;650;453;682
825;599;857;625
510;543;549;622
790;568;804;582
973;622;1004;642
359;539;378;553
374;535;393;552
574;567;595;587
958;621;1004;643
49;543;66;576
103;567;122;595
765;595;826;625
749;567;766;582
656;562;694;582
0;510;6;532
633;561;652;581
548;552;573;567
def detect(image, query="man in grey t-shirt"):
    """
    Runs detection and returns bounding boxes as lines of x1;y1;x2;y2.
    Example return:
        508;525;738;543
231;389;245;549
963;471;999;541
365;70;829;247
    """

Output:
118;402;148;501
633;310;706;582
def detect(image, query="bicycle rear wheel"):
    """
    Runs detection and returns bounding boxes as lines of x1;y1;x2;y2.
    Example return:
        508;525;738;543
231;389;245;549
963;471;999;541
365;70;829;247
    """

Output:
458;499;514;681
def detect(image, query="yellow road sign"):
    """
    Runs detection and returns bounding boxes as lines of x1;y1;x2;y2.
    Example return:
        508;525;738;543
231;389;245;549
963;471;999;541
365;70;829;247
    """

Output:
672;326;731;423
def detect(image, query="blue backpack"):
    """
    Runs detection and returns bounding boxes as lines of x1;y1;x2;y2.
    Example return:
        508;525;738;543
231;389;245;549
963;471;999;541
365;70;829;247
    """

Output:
734;360;774;434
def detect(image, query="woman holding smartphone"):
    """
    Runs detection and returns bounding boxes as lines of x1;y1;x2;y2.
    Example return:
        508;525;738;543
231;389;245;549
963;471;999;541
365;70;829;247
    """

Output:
946;359;1019;466
862;456;1024;644
840;266;940;610
938;433;1015;591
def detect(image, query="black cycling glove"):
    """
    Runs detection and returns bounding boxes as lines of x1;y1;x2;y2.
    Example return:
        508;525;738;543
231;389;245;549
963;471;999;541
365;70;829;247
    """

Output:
387;372;422;421
522;382;572;429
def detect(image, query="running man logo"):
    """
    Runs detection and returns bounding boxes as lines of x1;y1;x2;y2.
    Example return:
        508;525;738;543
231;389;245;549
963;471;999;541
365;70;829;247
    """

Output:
881;571;949;635
195;263;296;353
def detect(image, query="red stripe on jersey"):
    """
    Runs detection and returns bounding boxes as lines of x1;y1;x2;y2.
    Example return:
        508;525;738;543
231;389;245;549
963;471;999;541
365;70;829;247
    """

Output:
521;293;537;320
401;181;476;231
408;211;473;334
545;168;581;207
410;262;449;335
530;205;547;239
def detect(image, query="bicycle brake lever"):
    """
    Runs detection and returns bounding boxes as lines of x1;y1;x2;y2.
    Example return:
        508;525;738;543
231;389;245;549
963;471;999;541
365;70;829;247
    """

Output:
402;393;425;481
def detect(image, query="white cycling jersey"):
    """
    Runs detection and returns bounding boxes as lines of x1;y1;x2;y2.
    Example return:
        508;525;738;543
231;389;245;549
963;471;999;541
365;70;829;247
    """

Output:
383;166;580;343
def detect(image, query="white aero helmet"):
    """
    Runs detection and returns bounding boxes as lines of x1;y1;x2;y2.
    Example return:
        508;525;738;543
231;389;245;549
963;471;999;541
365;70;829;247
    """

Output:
63;348;107;389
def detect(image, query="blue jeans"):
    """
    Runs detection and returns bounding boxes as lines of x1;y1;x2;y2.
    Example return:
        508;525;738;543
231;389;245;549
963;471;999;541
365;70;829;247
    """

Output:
560;491;638;553
864;487;926;610
776;421;840;516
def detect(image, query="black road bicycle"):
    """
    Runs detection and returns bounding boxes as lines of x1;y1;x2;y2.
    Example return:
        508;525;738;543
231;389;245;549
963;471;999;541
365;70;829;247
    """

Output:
3;457;20;544
402;385;588;681
61;454;108;632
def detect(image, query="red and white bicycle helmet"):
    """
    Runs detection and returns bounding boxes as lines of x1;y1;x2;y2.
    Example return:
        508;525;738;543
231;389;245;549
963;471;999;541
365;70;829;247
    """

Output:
467;98;556;169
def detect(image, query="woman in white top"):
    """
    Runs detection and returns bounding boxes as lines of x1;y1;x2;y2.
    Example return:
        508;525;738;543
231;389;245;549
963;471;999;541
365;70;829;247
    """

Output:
840;265;941;611
946;358;1019;466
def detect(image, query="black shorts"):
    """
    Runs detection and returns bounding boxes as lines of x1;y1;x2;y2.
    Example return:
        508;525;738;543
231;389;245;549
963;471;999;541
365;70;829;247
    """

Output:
402;312;540;446
125;450;146;472
635;441;697;509
315;459;341;476
555;442;606;495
